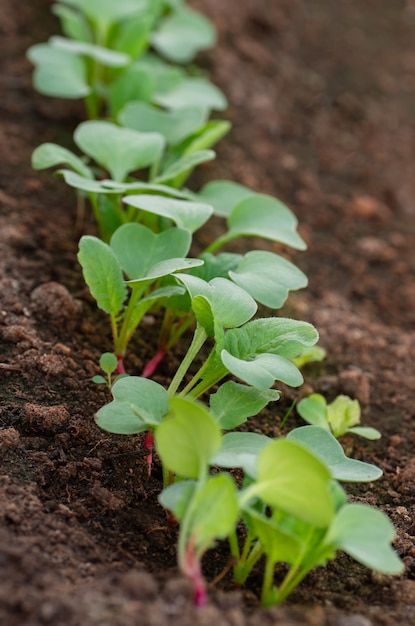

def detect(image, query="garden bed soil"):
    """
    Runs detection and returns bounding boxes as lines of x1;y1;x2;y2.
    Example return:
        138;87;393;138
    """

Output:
1;1;415;624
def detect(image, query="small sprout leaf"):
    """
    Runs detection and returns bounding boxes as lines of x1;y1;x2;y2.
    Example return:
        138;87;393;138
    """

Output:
155;397;221;479
74;121;165;182
297;395;330;430
323;503;404;574
348;426;382;440
327;395;360;438
122;195;213;233
78;236;127;316
210;381;280;429
32;143;93;179
229;250;308;308
99;352;118;376
287;426;383;482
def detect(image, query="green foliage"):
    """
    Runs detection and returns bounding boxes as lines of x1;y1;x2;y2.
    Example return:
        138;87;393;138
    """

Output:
297;394;381;440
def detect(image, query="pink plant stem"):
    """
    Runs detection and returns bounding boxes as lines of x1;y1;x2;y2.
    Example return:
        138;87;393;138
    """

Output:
141;348;166;379
143;430;154;477
185;537;208;607
115;355;126;375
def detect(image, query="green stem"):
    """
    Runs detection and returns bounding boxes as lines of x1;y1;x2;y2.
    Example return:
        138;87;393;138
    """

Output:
115;286;145;356
234;540;263;585
167;325;207;397
203;233;233;254
261;556;277;607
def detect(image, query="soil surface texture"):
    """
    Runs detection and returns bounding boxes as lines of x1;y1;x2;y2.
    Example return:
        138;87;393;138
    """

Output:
1;1;415;624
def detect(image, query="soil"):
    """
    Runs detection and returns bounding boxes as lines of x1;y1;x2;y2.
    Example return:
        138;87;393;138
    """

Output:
1;0;415;624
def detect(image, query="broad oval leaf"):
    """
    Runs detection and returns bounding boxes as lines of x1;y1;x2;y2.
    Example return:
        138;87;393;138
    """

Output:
229;250;308;308
188;474;239;549
119;101;208;145
198;180;255;218
122;194;213;233
246;508;302;565
323;503;404;574
128;258;204;285
96;375;169;434
155;77;227;112
27;43;91;98
175;274;257;329
297;394;330;430
286;426;382;482
211;431;272;476
32;143;93;179
50;36;130;67
154;150;215;185
77;235;126;315
210;381;280;430
74;121;165;182
221;350;303;389
253;439;334;528
110;223;191;280
228;195;306;250
152;6;216;63
155;397;222;479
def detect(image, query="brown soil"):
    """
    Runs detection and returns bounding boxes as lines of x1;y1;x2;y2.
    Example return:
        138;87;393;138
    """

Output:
1;0;415;624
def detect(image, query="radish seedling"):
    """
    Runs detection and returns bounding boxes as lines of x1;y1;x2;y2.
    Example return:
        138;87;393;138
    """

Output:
297;393;381;440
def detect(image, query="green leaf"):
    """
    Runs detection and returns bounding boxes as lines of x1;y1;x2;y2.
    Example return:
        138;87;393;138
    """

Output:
122;194;213;233
96;376;169;434
155;77;227;112
110;223;191;280
158;480;196;521
286;426;383;482
246;508;302;565
77;235;127;315
297;394;330;430
327;395;361;438
74;121;165;182
52;4;92;42
154;150;215;185
109;66;154;117
99;352;118;375
210;381;280;429
226;195;306;250
211;431;272;476
219;318;318;389
198;180;255;218
27;43;91;98
291;346;326;369
187;474;239;551
252;439;334;528
180;120;231;157
190;252;241;281
221;351;303;389
128;258;204;285
50;36;130;67
229;250;308;308
323;503;404;574
112;14;151;58
31;143;93;179
67;0;148;36
155;397;222;479
152;6;216;63
119;101;208;145
174;275;257;329
348;426;381;440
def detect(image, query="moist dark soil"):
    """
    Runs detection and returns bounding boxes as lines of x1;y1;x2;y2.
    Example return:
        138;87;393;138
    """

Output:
1;1;415;624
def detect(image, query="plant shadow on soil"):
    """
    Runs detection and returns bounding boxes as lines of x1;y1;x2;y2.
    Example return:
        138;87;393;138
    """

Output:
1;0;415;624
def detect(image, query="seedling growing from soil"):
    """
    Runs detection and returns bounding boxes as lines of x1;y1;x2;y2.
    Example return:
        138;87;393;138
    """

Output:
297;393;381;440
156;413;402;606
92;351;119;388
27;0;222;118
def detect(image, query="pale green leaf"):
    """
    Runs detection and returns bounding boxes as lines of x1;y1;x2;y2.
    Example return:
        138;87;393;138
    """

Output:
27;43;91;98
154;150;215;184
198;180;254;218
122;194;213;232
31;143;93;179
211;431;272;476
210;381;280;430
77;235;126;315
155;77;227;111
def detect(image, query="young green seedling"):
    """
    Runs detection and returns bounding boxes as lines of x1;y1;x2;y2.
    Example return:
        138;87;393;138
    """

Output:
77;222;204;374
92;351;121;388
297;394;381;440
27;0;222;118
